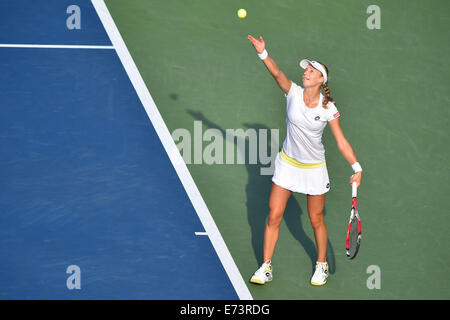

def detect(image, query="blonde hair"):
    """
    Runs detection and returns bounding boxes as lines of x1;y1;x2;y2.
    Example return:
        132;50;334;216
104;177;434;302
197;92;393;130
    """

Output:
316;61;335;109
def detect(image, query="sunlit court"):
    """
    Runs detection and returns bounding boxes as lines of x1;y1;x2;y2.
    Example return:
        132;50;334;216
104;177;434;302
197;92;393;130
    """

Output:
0;0;449;301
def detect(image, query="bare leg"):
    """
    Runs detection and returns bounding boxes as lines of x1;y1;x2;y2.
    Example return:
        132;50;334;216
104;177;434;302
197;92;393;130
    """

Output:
263;183;292;263
307;193;327;262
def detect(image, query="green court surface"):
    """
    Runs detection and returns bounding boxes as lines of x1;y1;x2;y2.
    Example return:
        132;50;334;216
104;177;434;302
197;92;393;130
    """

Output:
105;0;450;299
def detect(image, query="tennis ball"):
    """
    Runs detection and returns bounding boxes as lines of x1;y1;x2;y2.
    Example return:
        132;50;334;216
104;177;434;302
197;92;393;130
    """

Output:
237;8;247;19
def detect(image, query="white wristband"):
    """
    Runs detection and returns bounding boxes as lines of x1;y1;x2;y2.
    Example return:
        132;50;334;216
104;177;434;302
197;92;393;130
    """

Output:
352;162;362;173
258;49;268;60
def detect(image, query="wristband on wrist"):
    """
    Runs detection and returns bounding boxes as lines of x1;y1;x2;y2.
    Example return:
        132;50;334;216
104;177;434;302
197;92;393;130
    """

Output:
352;162;362;173
258;49;268;60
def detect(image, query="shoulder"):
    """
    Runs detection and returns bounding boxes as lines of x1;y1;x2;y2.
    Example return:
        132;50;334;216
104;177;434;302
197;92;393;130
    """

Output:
322;100;340;122
285;81;303;98
326;100;338;111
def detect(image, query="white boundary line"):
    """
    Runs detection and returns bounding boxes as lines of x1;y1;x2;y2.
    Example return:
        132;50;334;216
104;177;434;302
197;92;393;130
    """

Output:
0;44;114;49
91;0;252;300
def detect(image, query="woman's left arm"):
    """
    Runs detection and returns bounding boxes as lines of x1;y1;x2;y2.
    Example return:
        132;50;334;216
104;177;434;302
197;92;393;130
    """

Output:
328;118;362;187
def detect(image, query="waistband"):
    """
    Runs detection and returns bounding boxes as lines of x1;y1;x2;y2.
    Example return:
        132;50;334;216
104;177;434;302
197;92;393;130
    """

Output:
280;148;326;169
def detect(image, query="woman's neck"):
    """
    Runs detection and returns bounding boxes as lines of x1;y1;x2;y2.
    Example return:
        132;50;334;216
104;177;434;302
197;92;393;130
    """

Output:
303;86;321;108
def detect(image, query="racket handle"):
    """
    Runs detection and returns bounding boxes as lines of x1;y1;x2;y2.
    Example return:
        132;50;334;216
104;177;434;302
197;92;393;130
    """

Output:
352;181;357;198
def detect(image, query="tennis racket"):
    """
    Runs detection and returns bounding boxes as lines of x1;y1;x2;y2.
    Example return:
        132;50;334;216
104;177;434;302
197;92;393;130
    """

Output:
346;182;361;259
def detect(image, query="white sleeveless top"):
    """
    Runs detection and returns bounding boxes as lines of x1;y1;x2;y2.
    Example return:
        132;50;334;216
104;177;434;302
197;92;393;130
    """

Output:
282;81;340;164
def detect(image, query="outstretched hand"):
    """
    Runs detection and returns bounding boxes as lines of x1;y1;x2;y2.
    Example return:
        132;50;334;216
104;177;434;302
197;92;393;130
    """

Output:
247;35;265;54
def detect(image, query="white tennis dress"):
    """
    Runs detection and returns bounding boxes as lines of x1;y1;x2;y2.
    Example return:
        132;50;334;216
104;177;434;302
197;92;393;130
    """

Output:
272;81;340;195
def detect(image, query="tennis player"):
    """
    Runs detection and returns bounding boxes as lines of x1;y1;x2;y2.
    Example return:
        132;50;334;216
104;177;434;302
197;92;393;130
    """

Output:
247;35;363;286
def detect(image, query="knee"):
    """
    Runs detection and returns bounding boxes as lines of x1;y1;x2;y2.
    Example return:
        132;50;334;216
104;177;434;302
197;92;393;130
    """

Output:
309;212;324;229
267;207;284;228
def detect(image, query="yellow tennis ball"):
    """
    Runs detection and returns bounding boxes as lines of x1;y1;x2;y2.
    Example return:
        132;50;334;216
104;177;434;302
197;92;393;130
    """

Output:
237;8;247;19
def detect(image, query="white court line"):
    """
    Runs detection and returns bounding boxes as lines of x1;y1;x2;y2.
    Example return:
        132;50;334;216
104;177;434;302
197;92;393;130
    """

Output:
195;232;208;236
91;0;252;300
0;44;114;49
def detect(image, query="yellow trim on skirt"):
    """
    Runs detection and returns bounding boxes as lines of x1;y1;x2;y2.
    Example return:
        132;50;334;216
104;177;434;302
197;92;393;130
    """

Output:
280;149;326;169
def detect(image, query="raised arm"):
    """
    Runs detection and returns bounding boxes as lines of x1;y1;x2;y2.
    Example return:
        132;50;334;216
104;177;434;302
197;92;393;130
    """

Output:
248;35;292;95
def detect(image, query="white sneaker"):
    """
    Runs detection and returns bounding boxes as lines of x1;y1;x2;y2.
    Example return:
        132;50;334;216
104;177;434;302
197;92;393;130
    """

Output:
311;261;328;286
250;262;273;285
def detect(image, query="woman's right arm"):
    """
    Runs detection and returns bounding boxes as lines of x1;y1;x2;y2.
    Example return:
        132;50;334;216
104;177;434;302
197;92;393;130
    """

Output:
248;35;292;95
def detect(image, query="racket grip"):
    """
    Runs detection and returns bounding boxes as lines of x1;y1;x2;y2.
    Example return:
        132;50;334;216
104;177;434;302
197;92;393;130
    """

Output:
352;181;357;198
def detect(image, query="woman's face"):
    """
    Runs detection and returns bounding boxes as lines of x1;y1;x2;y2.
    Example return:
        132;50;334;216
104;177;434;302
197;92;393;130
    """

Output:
302;65;324;88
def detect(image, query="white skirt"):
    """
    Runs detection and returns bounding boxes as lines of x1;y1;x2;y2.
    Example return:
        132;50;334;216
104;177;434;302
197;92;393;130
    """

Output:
271;152;330;195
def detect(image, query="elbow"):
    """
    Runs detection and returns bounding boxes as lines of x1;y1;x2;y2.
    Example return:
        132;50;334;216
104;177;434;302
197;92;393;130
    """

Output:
269;64;281;78
271;69;281;79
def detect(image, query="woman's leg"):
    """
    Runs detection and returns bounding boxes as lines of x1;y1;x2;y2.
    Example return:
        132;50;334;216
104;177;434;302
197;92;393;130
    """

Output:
307;193;327;262
263;183;292;263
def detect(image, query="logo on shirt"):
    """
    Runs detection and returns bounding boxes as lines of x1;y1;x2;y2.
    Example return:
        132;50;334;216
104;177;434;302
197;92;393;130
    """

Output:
326;183;330;189
333;112;340;118
314;116;320;121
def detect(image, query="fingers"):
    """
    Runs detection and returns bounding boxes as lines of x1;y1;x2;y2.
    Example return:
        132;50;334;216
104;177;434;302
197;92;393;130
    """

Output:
349;174;362;188
248;35;263;44
248;35;265;53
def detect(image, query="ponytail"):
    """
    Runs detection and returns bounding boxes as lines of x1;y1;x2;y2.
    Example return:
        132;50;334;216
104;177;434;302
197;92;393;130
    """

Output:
322;82;335;109
316;61;335;109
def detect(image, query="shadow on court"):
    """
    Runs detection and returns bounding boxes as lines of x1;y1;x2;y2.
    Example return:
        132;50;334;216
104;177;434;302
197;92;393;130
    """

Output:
187;110;336;275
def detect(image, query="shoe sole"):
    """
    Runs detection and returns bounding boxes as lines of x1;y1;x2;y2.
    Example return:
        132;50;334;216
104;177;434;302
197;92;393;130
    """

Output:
250;278;265;285
250;278;272;285
310;280;327;286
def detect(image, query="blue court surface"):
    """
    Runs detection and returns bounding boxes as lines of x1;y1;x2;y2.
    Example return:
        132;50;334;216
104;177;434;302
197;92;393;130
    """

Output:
0;0;249;299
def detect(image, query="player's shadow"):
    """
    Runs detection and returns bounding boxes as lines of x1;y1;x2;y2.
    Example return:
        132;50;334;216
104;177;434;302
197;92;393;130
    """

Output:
186;110;335;275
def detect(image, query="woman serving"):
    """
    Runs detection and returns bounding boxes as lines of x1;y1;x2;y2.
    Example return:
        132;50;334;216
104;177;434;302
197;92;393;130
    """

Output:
248;35;363;286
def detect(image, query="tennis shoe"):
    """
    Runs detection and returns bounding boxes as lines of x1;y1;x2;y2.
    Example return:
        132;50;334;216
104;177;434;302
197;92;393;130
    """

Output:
311;261;328;286
250;262;273;284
